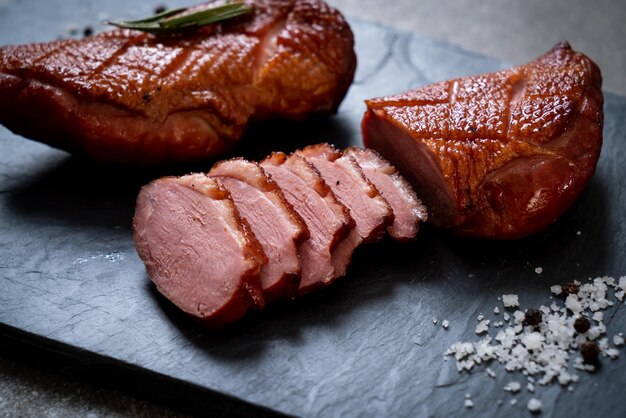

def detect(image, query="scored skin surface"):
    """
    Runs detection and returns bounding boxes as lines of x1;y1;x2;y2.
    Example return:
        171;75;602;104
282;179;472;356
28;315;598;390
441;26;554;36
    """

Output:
0;0;356;164
345;147;427;240
261;152;352;294
363;42;603;239
132;174;266;327
210;158;308;301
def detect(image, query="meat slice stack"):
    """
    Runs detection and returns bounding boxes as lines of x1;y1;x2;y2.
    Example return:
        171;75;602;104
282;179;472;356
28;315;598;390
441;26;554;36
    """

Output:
345;147;428;241
210;158;308;302
261;153;353;293
133;145;426;326
295;144;394;277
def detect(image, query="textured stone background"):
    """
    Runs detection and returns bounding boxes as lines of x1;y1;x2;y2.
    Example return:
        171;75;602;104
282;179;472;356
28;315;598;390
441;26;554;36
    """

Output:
328;0;626;96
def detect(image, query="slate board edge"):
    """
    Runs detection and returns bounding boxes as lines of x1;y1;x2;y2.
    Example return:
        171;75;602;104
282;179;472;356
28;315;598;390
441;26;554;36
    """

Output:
0;322;288;417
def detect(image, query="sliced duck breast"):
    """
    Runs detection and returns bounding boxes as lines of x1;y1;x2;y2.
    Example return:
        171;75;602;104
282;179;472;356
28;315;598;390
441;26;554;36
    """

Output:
261;152;352;294
210;158;308;301
346;147;427;240
132;144;429;327
132;174;266;327
297;143;394;243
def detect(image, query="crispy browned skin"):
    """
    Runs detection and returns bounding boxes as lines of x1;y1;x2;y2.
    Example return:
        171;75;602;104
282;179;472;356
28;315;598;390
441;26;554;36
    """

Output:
363;43;603;239
0;0;356;164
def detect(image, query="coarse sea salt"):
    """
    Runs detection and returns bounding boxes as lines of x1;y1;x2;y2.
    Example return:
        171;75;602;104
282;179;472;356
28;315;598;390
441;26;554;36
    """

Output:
475;320;490;335
522;332;544;351
565;294;583;313
605;348;620;359
443;274;625;411
527;398;542;413
504;381;521;393
502;294;520;308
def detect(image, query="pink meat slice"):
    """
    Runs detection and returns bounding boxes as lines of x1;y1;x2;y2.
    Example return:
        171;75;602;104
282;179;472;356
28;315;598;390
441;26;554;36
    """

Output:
329;228;362;278
210;158;308;301
346;147;427;240
297;143;393;243
261;152;352;294
132;173;266;327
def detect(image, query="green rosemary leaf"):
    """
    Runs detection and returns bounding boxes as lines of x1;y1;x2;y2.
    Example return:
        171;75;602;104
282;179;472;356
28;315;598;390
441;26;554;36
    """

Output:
108;2;253;34
108;21;156;31
159;3;253;29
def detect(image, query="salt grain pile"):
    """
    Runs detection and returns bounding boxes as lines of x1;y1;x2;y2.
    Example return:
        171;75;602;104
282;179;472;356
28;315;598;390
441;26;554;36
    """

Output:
444;275;626;412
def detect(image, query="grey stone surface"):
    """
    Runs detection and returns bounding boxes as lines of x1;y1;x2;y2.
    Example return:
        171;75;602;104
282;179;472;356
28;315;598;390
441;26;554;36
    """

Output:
0;354;189;418
1;0;625;417
327;0;626;96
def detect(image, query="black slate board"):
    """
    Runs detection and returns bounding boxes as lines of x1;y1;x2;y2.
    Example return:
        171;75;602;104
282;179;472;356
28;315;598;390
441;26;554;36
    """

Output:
1;1;626;417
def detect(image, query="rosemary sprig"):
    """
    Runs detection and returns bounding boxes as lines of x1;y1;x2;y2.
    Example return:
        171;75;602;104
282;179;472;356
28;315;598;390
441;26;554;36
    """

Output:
108;2;253;34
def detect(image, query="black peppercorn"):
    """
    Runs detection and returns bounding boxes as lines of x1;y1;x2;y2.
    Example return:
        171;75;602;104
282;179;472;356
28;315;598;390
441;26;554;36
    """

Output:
562;282;580;296
580;341;600;364
574;316;591;334
524;308;542;326
154;5;167;14
83;26;93;37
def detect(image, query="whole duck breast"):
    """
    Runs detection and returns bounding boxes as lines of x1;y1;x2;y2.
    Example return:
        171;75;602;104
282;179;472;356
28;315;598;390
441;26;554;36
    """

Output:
0;0;356;164
363;43;603;239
